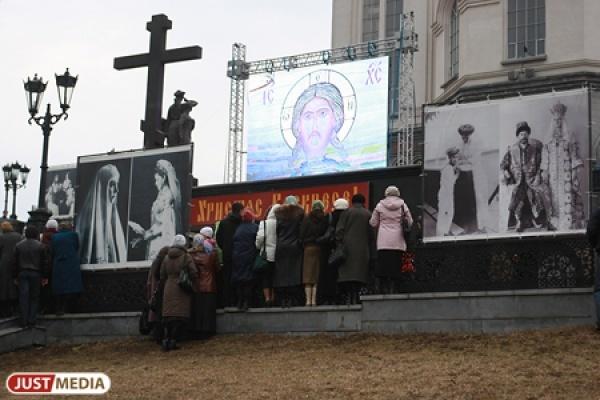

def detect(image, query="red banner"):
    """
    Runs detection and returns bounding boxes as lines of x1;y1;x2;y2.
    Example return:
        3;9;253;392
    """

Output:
190;181;369;226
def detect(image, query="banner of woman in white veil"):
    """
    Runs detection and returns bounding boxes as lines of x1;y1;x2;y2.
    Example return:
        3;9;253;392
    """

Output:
75;145;193;269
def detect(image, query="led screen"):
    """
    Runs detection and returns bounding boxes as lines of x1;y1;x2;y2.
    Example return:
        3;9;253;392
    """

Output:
245;56;389;181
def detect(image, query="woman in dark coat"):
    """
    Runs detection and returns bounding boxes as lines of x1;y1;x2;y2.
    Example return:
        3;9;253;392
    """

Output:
160;234;197;351
40;219;58;314
148;246;169;343
231;208;258;311
0;221;21;317
273;196;305;307
336;194;373;305
50;222;83;315
215;202;243;308
299;200;328;306
318;198;349;305
189;234;218;338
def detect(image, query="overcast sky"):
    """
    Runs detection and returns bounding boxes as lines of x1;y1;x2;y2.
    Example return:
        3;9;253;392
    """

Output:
0;0;332;220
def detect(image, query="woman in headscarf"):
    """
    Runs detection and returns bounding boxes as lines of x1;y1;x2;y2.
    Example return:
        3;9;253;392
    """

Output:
300;200;328;306
369;186;413;294
40;219;58;314
189;234;218;339
77;164;127;264
318;198;348;305
129;159;182;260
147;246;169;343
231;208;258;311
255;204;280;307
160;234;197;351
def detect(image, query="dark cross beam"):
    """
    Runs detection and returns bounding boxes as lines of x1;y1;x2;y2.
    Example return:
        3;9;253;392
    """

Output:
114;14;202;149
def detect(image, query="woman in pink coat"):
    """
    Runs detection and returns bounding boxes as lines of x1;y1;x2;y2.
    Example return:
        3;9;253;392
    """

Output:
369;185;413;294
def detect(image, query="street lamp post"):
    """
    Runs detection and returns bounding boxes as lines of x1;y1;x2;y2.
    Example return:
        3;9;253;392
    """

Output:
2;165;11;218
6;162;30;220
24;69;77;226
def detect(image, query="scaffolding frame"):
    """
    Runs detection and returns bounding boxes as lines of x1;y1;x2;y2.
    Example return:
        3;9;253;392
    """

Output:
226;13;417;182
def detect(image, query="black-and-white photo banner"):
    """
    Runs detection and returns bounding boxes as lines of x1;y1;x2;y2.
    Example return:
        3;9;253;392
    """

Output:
45;164;77;219
423;89;589;242
75;145;193;269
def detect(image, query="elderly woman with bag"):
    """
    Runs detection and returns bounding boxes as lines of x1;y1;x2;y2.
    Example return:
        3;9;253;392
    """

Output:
160;234;197;352
317;198;348;305
369;185;413;294
146;246;169;343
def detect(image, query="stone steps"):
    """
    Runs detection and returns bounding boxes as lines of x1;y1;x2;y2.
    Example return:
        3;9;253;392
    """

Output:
0;317;19;331
0;326;46;354
0;288;595;353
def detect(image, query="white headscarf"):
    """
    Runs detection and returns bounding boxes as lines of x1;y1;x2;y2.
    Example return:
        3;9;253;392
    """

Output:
172;234;187;248
333;198;349;210
199;226;213;238
45;219;59;230
192;233;204;247
384;185;400;197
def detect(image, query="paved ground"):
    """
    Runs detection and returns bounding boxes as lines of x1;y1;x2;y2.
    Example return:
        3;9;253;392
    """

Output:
2;327;599;399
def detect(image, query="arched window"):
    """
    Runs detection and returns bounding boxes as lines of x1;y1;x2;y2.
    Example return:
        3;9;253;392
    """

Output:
507;0;545;59
449;0;459;79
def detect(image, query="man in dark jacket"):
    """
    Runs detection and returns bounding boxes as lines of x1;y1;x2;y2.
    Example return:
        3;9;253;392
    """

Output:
14;226;48;328
586;207;600;331
0;221;22;317
215;202;243;307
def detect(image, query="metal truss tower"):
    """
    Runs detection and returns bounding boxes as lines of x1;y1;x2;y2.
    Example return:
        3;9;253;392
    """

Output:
225;43;248;183
225;14;418;182
395;12;418;166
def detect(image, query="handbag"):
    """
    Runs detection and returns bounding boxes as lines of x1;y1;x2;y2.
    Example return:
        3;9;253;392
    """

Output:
149;287;161;312
401;204;412;236
401;251;415;273
316;225;335;245
253;221;270;272
328;246;346;267
177;259;195;294
138;305;152;335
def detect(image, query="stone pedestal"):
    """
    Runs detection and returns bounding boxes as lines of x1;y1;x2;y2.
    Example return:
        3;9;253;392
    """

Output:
27;208;52;232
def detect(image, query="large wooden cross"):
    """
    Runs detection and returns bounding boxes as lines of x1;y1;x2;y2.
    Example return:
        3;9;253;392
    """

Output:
114;14;202;149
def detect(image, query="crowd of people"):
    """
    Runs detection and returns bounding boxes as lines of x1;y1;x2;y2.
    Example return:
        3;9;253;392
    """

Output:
0;184;415;350
145;186;414;351
0;220;82;328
